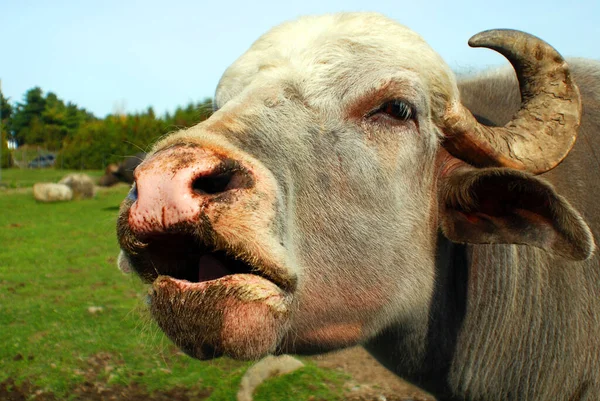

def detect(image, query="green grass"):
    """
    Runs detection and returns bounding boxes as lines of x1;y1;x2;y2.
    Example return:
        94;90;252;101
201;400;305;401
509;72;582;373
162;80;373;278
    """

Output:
0;168;104;189
0;171;346;400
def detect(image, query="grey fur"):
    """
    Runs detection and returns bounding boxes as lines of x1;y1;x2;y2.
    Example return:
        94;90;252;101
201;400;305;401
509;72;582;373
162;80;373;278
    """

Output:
366;59;600;400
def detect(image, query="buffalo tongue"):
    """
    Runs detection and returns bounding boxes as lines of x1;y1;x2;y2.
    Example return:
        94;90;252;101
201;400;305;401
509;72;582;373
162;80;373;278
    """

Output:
198;253;232;282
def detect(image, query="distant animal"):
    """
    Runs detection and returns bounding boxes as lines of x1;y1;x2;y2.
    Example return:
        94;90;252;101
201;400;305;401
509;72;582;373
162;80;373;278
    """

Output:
98;153;145;186
115;13;599;401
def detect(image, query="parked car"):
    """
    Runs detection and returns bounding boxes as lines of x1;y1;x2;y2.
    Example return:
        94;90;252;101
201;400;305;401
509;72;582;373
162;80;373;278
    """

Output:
28;154;56;168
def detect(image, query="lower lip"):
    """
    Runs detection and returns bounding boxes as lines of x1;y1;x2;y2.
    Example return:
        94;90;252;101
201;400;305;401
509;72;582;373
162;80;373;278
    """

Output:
148;273;291;360
153;273;289;310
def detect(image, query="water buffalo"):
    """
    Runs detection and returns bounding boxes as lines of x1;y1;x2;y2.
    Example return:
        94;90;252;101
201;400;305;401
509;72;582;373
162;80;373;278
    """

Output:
116;13;599;401
98;153;146;186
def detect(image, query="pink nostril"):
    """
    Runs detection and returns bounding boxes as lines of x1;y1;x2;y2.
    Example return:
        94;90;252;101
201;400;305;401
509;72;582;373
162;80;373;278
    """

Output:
192;160;255;196
191;159;248;195
192;172;233;195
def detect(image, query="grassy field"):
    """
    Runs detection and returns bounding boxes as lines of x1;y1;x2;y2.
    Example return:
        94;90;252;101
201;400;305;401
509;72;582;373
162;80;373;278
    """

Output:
0;169;346;400
0;168;105;189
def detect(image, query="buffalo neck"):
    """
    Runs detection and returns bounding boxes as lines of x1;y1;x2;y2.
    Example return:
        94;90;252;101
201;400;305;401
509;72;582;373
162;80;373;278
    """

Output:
364;232;469;400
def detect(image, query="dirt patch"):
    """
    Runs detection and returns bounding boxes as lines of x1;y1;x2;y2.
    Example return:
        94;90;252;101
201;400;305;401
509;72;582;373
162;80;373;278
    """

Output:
70;381;211;401
0;378;57;401
0;378;209;401
311;346;435;401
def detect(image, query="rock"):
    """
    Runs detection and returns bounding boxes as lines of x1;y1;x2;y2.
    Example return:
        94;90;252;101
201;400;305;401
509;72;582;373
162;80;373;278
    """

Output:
33;183;73;202
59;173;96;199
237;355;305;401
87;306;104;314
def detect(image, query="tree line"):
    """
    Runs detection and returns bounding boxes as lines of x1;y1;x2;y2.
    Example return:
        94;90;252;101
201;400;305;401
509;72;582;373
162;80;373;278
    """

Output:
0;87;213;169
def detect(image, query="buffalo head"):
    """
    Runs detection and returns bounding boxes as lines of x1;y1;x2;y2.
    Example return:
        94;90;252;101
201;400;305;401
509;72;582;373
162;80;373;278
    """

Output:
116;13;593;362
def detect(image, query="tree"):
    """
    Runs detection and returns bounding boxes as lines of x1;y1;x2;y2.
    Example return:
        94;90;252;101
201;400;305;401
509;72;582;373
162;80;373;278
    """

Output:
40;92;69;150
10;87;94;150
164;98;213;129
1;88;13;168
0;89;12;122
11;87;46;145
7;83;214;169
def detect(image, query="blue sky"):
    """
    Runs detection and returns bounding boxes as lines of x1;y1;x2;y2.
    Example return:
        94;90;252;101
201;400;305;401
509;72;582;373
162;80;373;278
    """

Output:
2;0;598;117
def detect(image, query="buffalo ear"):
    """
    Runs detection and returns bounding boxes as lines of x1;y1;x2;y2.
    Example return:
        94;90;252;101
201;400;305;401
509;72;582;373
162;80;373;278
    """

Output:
438;167;595;260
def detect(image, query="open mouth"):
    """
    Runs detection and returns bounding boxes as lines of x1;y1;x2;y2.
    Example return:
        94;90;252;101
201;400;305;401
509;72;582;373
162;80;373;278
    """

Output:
128;232;293;292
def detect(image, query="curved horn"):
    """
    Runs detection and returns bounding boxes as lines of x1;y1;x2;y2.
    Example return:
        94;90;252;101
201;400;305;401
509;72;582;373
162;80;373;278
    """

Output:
442;29;582;174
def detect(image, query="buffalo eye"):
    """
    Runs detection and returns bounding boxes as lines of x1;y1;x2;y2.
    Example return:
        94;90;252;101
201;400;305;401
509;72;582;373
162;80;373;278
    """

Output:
367;99;415;122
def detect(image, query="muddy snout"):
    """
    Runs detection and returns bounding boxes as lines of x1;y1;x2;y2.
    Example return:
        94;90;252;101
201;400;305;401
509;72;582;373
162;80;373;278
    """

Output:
116;142;295;360
127;145;255;235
